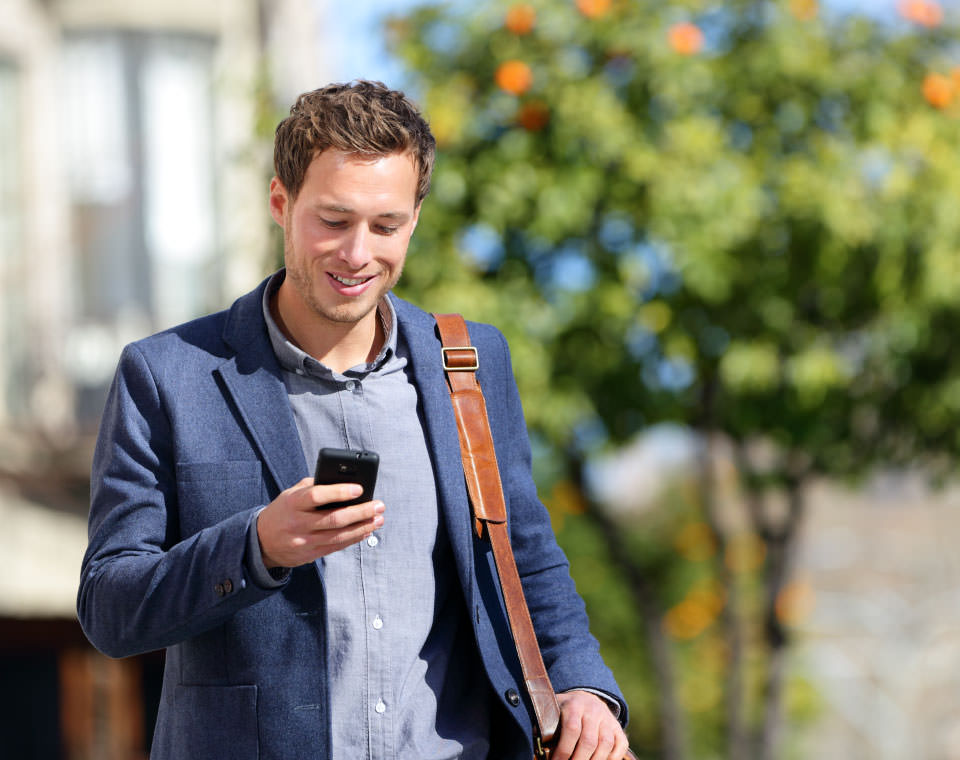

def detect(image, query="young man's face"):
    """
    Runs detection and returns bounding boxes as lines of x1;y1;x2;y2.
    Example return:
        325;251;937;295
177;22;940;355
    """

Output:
270;149;421;331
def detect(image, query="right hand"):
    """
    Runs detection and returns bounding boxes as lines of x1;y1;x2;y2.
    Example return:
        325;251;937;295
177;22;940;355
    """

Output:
256;477;384;569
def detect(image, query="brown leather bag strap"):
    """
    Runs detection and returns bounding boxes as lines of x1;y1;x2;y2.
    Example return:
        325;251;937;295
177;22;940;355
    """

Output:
434;313;561;758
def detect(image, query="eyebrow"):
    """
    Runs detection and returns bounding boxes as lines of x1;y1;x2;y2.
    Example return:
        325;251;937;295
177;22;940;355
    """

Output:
315;204;410;222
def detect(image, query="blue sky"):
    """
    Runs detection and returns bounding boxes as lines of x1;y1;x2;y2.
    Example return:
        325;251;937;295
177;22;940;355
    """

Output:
319;0;427;86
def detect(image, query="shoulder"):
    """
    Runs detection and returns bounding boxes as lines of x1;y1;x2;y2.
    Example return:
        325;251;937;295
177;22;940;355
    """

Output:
390;293;515;411
123;308;231;370
120;276;270;372
390;292;509;357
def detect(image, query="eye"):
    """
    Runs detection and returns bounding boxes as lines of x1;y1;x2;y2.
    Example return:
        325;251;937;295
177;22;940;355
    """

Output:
374;224;400;235
321;218;346;229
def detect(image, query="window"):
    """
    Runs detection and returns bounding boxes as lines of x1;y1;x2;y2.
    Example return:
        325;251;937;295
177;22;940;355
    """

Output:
61;32;218;422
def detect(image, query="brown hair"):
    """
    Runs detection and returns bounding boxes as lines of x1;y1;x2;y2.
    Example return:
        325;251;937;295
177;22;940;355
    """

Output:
273;80;436;205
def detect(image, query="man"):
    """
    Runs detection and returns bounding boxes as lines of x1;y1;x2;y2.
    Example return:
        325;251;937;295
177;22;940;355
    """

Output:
78;80;630;760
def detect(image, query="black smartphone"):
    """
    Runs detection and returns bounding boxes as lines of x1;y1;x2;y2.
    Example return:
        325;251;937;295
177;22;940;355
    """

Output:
313;447;380;508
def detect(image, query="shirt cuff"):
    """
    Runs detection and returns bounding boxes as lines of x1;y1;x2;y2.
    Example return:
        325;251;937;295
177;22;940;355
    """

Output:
245;507;291;589
561;688;623;722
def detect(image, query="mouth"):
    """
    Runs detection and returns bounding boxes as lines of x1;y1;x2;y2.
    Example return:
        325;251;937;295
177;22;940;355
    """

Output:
330;273;372;286
327;271;376;294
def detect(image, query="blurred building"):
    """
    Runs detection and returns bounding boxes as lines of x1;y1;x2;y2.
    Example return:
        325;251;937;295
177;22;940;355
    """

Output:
795;474;960;760
596;428;960;759
0;0;326;756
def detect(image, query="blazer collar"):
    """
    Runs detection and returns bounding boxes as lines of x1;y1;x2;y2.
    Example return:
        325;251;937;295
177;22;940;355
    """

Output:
216;273;308;494
212;279;475;597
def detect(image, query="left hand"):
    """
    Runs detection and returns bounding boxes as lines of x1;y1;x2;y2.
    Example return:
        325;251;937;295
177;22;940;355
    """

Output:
552;690;630;760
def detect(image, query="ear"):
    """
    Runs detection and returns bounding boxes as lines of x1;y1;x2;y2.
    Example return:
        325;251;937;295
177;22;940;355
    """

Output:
269;177;289;227
410;202;422;234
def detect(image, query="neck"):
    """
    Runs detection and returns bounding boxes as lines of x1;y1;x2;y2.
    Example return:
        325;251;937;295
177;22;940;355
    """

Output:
271;290;385;374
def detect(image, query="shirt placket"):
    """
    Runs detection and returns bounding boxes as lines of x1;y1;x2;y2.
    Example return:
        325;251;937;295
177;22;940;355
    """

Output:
365;532;390;759
341;377;392;759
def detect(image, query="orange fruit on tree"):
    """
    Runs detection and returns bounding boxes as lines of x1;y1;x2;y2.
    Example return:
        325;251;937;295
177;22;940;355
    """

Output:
505;4;536;35
576;0;612;19
668;22;704;56
898;0;943;27
923;72;954;109
923;1;944;26
518;101;550;131
495;60;534;95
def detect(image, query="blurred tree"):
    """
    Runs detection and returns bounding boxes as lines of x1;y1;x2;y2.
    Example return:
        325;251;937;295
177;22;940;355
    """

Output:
388;0;960;757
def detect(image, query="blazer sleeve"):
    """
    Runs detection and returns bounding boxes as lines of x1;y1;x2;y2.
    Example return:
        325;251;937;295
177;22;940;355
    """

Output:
77;343;277;658
480;326;629;725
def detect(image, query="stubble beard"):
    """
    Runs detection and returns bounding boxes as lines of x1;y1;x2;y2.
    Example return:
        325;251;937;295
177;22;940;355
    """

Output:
284;239;403;328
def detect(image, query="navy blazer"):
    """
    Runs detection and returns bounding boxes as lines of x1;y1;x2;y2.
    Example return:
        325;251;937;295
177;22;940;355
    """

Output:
78;275;626;760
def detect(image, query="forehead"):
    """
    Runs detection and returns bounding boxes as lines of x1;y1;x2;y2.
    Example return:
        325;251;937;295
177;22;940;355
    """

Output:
300;149;418;197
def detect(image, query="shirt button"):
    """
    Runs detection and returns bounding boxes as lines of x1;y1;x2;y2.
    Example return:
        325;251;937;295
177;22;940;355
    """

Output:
345;379;357;390
372;615;383;630
375;699;386;714
367;535;379;547
506;689;520;706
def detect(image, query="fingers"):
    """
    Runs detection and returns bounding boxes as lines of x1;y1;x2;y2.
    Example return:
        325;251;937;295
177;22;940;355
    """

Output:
286;478;362;511
553;691;630;760
307;500;385;550
551;705;582;760
611;731;630;760
257;479;385;568
556;708;605;760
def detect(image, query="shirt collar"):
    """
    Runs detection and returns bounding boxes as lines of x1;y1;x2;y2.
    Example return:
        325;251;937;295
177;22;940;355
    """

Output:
261;269;398;379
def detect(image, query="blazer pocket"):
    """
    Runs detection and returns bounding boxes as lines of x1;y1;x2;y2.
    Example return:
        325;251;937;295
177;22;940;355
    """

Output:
170;684;258;758
176;460;264;537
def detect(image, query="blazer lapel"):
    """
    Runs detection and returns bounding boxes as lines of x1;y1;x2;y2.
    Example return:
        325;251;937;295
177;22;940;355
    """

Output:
393;295;477;602
215;278;308;495
209;284;478;590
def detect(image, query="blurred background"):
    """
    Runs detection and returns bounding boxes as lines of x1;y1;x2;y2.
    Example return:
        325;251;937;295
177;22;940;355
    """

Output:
3;0;960;758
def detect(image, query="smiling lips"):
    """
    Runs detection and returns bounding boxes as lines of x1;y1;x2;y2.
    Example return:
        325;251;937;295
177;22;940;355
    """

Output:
329;272;373;287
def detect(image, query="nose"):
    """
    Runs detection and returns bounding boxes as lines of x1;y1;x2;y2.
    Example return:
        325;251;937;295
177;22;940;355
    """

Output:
338;224;372;269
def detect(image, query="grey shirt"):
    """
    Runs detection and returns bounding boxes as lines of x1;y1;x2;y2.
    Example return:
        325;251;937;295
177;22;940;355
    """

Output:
248;273;491;759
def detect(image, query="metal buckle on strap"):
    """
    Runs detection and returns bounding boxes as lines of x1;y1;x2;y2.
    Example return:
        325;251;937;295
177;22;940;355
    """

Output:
534;735;551;759
442;346;479;371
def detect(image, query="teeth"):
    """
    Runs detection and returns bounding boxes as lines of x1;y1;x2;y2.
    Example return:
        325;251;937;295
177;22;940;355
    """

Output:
331;274;369;286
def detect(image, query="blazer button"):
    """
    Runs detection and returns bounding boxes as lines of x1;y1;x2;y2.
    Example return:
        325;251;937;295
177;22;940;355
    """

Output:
506;689;520;707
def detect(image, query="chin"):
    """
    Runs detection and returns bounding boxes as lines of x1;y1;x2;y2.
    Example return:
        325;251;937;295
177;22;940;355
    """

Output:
315;300;376;326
